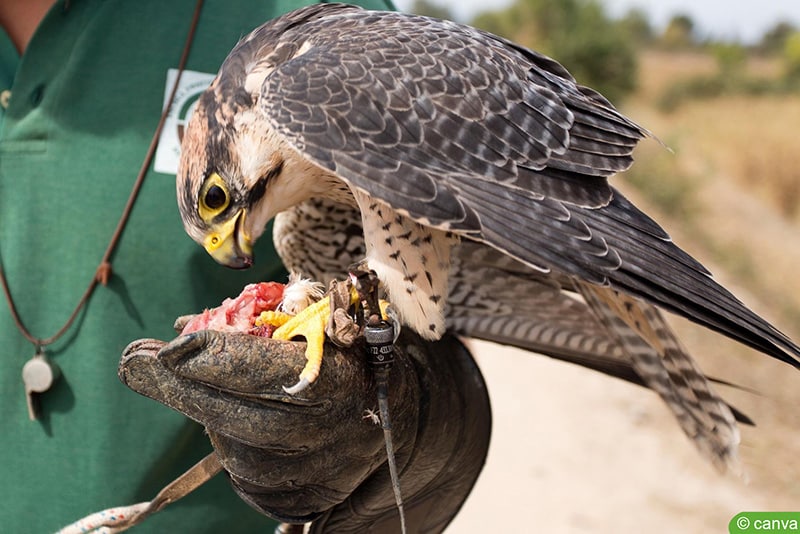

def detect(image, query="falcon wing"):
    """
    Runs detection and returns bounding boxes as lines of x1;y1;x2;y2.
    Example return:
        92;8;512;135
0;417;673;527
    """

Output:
233;5;800;368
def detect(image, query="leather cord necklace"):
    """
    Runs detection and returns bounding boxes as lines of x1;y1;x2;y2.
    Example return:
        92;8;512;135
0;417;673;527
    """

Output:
0;0;204;420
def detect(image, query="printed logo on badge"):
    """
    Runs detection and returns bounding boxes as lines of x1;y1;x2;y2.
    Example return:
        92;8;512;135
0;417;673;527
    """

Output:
154;68;216;175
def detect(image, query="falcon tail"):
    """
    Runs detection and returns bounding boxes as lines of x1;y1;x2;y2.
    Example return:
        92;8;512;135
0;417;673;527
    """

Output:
447;243;750;472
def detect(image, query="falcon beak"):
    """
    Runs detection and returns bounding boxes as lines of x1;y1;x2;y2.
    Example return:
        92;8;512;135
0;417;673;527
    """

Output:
203;209;253;269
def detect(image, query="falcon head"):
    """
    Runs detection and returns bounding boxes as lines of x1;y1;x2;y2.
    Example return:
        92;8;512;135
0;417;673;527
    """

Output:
176;88;288;270
176;4;362;271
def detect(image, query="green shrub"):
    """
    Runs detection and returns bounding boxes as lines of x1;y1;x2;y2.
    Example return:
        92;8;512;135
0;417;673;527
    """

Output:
784;32;800;82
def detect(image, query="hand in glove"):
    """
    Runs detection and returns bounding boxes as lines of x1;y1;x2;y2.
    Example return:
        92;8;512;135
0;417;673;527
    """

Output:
119;327;491;533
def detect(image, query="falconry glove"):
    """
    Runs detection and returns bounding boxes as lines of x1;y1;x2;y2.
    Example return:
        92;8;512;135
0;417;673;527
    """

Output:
119;328;491;533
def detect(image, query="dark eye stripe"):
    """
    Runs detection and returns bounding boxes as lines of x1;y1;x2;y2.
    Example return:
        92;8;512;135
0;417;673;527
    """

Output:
247;159;284;206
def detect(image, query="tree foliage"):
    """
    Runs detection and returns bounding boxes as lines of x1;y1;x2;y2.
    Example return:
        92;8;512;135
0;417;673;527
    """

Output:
470;0;638;104
660;14;697;49
757;21;798;56
407;0;453;21
619;8;654;45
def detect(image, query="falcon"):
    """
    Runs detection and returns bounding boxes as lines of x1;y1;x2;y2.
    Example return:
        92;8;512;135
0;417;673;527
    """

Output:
176;4;800;407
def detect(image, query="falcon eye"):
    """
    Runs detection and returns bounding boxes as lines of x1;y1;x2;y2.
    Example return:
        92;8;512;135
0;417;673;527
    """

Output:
198;172;231;221
205;185;227;210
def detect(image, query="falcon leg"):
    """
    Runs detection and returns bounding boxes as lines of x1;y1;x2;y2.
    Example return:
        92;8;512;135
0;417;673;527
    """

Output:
350;266;401;342
380;301;402;343
257;270;398;394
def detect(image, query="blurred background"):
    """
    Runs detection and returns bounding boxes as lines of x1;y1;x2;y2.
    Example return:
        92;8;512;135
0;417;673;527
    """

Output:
391;0;800;531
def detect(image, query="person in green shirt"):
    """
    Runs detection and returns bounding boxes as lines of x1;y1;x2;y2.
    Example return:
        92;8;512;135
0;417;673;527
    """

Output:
0;1;403;531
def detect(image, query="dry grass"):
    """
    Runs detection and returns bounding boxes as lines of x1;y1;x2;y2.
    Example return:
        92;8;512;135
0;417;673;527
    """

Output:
631;50;717;103
672;98;797;220
684;96;800;219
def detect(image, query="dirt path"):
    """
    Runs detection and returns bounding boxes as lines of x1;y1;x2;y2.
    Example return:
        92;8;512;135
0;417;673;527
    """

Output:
449;340;797;533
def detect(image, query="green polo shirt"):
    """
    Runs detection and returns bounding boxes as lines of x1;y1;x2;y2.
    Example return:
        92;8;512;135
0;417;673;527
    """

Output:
0;0;392;532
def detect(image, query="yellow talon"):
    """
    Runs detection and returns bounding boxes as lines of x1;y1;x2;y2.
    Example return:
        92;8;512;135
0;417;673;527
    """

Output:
270;295;336;393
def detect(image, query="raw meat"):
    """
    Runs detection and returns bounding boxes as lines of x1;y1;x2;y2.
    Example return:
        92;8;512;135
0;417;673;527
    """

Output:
180;282;284;336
